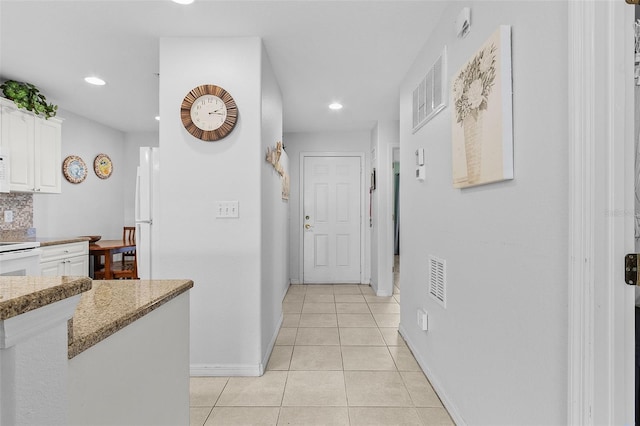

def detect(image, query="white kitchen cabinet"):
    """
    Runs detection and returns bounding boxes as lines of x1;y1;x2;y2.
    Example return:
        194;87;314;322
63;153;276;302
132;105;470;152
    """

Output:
40;241;89;276
0;97;62;193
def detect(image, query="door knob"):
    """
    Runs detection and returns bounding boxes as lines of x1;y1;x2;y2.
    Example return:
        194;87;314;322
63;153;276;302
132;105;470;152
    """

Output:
305;224;311;229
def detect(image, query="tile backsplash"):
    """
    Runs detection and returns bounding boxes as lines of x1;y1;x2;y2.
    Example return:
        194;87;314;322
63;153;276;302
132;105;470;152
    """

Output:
0;193;33;231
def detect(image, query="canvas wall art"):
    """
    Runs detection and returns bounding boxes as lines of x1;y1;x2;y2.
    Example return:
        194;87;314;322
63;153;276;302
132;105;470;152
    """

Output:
451;25;513;188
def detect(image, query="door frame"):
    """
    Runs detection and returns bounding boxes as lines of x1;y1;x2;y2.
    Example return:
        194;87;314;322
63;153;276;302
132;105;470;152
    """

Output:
299;152;366;284
388;144;400;289
568;1;635;424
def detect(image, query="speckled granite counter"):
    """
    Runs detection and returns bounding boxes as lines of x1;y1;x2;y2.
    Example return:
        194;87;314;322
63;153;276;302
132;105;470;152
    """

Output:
34;237;91;247
0;276;193;358
0;228;91;246
0;236;90;247
0;276;92;320
68;279;193;358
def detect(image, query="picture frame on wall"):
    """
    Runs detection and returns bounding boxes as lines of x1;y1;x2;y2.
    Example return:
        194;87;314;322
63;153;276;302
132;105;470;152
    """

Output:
451;25;513;189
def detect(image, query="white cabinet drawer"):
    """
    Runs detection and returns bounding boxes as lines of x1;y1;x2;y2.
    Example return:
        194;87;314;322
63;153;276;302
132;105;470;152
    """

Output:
40;241;88;262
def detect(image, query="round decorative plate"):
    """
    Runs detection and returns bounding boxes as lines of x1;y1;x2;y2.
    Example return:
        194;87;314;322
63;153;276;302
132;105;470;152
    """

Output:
94;153;112;179
62;155;87;184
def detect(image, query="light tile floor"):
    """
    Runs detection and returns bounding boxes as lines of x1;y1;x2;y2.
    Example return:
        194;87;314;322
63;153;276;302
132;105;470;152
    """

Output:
190;284;454;425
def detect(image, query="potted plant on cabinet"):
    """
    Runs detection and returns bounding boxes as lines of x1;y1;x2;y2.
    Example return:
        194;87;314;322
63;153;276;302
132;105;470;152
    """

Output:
0;80;58;119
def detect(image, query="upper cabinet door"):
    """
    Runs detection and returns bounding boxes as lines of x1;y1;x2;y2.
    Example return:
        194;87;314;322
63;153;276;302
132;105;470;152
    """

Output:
1;103;35;192
0;98;62;193
34;117;61;193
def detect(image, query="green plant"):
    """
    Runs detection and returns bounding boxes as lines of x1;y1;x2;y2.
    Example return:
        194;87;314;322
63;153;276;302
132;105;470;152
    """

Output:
0;80;58;119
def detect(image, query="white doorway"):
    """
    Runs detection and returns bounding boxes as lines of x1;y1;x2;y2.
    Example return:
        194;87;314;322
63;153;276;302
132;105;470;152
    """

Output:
392;147;400;292
301;154;364;284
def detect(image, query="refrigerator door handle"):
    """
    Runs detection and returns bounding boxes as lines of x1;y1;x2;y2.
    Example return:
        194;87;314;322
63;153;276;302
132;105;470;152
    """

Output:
134;166;142;222
136;219;153;224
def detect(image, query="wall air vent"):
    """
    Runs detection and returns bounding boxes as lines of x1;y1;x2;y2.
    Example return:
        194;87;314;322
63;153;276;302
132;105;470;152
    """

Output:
428;255;446;308
412;47;447;134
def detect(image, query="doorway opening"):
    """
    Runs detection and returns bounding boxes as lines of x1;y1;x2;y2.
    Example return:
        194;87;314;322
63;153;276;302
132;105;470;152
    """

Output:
392;147;400;294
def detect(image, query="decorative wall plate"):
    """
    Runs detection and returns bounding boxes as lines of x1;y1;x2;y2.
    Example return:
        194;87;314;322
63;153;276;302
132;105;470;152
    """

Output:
62;155;87;184
94;153;112;179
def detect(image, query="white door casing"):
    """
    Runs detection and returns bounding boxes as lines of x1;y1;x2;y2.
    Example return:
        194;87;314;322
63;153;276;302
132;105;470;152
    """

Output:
568;1;635;424
302;154;363;284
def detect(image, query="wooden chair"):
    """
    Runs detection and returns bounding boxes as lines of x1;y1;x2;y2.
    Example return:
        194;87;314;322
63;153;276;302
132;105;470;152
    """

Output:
122;226;136;263
113;226;138;279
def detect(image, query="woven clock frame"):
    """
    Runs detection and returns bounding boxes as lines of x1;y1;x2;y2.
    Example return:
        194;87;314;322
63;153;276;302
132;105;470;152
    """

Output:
180;84;238;141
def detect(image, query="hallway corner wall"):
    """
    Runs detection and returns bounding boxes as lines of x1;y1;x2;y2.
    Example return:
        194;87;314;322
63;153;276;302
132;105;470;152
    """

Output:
159;37;264;374
260;43;287;369
370;121;399;296
398;2;569;424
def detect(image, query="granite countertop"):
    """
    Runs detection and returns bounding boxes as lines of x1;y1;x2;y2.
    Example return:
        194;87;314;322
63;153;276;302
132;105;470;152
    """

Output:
0;236;90;247
0;275;193;359
68;279;193;358
0;276;92;320
0;228;91;247
34;237;91;247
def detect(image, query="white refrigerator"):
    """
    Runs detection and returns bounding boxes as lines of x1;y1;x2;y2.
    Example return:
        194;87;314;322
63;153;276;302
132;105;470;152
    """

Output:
135;147;159;279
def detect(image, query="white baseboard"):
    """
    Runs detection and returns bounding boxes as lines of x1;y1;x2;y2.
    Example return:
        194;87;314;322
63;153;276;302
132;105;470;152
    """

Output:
290;279;302;285
190;364;262;377
191;315;284;378
370;278;378;294
398;323;466;426
261;314;284;375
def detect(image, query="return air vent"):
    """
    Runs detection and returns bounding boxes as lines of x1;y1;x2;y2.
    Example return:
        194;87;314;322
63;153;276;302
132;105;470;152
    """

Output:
412;47;447;133
428;255;446;308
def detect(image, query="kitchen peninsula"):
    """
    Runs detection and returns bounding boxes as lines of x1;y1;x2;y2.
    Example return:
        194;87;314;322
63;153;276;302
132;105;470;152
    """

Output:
0;276;193;425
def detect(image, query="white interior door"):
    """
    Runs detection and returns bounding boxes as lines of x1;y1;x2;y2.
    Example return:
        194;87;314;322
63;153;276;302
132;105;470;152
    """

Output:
303;156;361;283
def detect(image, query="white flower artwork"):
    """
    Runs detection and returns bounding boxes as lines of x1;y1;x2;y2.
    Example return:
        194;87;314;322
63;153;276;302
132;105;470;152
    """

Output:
451;26;514;189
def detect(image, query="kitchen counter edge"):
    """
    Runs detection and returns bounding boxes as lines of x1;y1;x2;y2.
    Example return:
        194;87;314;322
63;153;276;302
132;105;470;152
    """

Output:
0;276;92;320
68;279;194;358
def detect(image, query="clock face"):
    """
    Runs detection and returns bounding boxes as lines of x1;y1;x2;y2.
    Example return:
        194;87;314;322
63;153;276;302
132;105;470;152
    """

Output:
181;85;238;141
190;95;227;131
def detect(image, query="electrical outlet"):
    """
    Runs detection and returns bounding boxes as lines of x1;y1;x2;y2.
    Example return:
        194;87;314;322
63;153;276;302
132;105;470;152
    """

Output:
4;210;13;223
417;308;429;331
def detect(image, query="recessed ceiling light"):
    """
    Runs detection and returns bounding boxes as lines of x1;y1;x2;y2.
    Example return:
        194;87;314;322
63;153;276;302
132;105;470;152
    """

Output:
84;76;106;86
155;116;160;121
172;0;194;4
329;102;343;110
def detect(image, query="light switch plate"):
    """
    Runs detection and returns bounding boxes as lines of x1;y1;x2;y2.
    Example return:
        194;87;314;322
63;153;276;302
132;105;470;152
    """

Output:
216;201;239;218
4;210;13;223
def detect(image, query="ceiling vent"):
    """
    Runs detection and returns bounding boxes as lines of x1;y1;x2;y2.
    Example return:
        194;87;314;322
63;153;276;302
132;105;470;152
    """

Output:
412;47;447;134
428;255;446;308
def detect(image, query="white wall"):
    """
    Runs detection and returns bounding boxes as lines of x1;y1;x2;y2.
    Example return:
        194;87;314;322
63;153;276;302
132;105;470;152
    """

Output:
69;292;190;425
398;2;568;424
159;37;285;375
33;109;126;239
259;44;287;364
284;130;371;285
370;121;399;296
